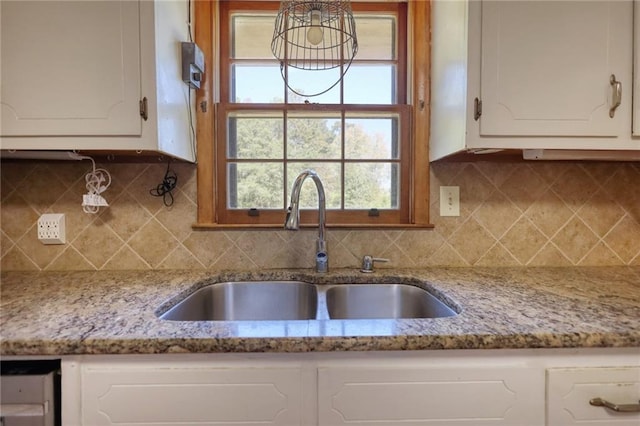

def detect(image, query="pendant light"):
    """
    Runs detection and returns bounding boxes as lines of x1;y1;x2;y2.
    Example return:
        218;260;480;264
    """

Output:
271;0;358;97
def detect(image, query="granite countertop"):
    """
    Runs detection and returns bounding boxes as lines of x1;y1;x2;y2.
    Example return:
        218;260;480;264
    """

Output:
1;267;639;355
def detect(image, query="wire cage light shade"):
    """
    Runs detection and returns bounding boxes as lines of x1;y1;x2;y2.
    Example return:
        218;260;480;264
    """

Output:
271;0;358;96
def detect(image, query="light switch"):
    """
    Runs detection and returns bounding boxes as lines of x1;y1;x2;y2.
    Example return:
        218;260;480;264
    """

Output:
439;186;460;217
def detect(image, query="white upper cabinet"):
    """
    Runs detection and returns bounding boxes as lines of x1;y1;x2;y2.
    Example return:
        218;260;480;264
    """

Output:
431;0;639;161
480;1;629;137
0;0;195;162
1;1;142;137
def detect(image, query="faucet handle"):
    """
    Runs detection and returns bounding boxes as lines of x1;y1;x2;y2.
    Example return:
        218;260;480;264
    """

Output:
361;255;389;273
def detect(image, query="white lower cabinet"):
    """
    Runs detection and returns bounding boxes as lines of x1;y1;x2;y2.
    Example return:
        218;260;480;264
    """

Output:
61;349;640;426
547;367;640;426
318;366;542;425
70;358;314;426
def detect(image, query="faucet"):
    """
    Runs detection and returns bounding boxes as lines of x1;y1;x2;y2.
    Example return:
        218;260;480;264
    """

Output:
284;170;328;273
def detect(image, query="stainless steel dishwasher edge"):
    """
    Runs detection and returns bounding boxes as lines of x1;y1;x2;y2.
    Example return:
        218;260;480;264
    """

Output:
1;360;61;426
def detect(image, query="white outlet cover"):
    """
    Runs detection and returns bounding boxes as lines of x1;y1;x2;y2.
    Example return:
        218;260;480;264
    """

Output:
37;213;66;244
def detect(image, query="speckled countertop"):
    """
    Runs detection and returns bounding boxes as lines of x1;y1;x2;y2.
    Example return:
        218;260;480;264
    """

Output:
1;267;639;355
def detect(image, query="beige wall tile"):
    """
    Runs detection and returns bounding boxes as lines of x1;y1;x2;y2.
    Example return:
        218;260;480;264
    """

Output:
1;192;39;241
127;219;181;268
1;246;39;271
579;242;625;266
551;217;600;264
550;165;599;211
448;218;496;265
603;215;640;263
46;246;95;271
500;217;547;264
73;218;124;269
528;243;573;267
524;190;573;238
498;165;548;211
155;245;205;270
576;188;626;237
473;191;521;239
2;160;639;270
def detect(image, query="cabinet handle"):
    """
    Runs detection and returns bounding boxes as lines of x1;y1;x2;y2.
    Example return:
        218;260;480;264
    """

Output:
590;398;640;413
609;74;622;118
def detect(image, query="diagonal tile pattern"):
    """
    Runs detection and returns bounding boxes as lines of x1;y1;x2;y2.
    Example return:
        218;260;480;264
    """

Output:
1;160;639;271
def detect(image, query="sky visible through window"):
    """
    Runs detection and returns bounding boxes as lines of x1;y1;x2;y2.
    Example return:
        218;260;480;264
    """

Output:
234;65;395;144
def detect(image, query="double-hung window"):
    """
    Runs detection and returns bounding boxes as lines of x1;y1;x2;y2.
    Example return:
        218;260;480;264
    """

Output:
196;0;430;228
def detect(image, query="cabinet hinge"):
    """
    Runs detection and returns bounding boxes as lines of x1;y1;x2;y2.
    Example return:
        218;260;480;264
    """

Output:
474;97;482;121
139;97;148;121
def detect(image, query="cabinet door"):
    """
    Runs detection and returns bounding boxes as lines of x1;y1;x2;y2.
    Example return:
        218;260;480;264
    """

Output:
0;1;142;137
547;367;640;426
318;366;543;425
480;1;632;137
80;364;305;426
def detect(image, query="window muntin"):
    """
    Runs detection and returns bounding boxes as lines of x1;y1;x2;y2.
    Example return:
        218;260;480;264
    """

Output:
224;108;403;212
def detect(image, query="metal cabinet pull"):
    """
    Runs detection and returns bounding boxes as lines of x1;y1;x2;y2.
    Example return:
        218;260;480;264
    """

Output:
590;397;640;413
609;74;622;118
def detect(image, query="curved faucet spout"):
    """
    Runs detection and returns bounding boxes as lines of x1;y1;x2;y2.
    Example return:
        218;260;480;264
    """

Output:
285;170;327;272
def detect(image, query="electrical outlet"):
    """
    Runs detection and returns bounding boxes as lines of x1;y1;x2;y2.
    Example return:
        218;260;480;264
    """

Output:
37;214;66;244
440;186;460;217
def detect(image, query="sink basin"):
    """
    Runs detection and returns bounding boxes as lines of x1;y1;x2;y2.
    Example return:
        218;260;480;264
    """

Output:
325;284;457;320
159;281;458;322
159;281;318;321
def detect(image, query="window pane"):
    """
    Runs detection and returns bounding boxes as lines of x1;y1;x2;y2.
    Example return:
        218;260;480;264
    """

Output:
232;65;284;103
232;14;276;59
345;114;399;160
343;65;396;104
287;68;340;103
228;163;284;209
287;163;341;209
345;163;399;209
287;113;341;159
228;112;283;159
354;16;396;60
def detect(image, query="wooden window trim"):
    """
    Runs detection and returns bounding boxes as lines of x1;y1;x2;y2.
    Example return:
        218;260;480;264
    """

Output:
195;0;431;229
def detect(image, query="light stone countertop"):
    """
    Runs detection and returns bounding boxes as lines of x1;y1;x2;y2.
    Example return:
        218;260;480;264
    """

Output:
1;267;639;355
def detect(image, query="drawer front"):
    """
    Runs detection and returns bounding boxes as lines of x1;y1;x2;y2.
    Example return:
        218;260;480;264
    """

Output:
547;367;640;426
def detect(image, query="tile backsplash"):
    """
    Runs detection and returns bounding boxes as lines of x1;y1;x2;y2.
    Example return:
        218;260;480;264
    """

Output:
1;160;639;271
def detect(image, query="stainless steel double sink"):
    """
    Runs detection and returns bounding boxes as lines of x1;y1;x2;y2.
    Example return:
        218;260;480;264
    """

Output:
158;281;458;321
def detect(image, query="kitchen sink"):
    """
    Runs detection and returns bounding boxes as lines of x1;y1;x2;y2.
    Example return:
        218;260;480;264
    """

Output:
159;281;318;321
325;284;458;320
158;281;458;321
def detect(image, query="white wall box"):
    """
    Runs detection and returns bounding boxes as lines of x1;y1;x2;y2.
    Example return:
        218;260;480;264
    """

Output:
634;1;640;136
547;367;640;426
431;0;640;161
55;348;640;426
0;0;195;162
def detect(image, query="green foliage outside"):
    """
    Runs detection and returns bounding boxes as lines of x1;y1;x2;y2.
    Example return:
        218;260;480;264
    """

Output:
229;102;398;211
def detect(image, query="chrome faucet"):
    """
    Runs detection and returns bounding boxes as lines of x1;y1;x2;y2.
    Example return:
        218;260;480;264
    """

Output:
284;170;328;273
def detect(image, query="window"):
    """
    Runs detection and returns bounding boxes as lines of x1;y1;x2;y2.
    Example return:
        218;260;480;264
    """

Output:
195;0;431;228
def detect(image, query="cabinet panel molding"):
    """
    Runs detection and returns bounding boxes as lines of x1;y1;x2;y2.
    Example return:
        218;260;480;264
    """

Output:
547;367;640;426
318;366;544;425
81;365;304;425
0;1;142;137
480;1;630;137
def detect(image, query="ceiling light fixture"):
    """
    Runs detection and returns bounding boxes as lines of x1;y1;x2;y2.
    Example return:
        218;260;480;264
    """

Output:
271;0;358;97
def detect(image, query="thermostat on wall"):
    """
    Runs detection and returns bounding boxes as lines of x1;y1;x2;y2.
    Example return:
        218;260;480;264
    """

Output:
181;42;205;89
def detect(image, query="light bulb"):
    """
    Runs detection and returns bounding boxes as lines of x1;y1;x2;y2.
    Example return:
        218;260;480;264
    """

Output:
306;10;324;46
